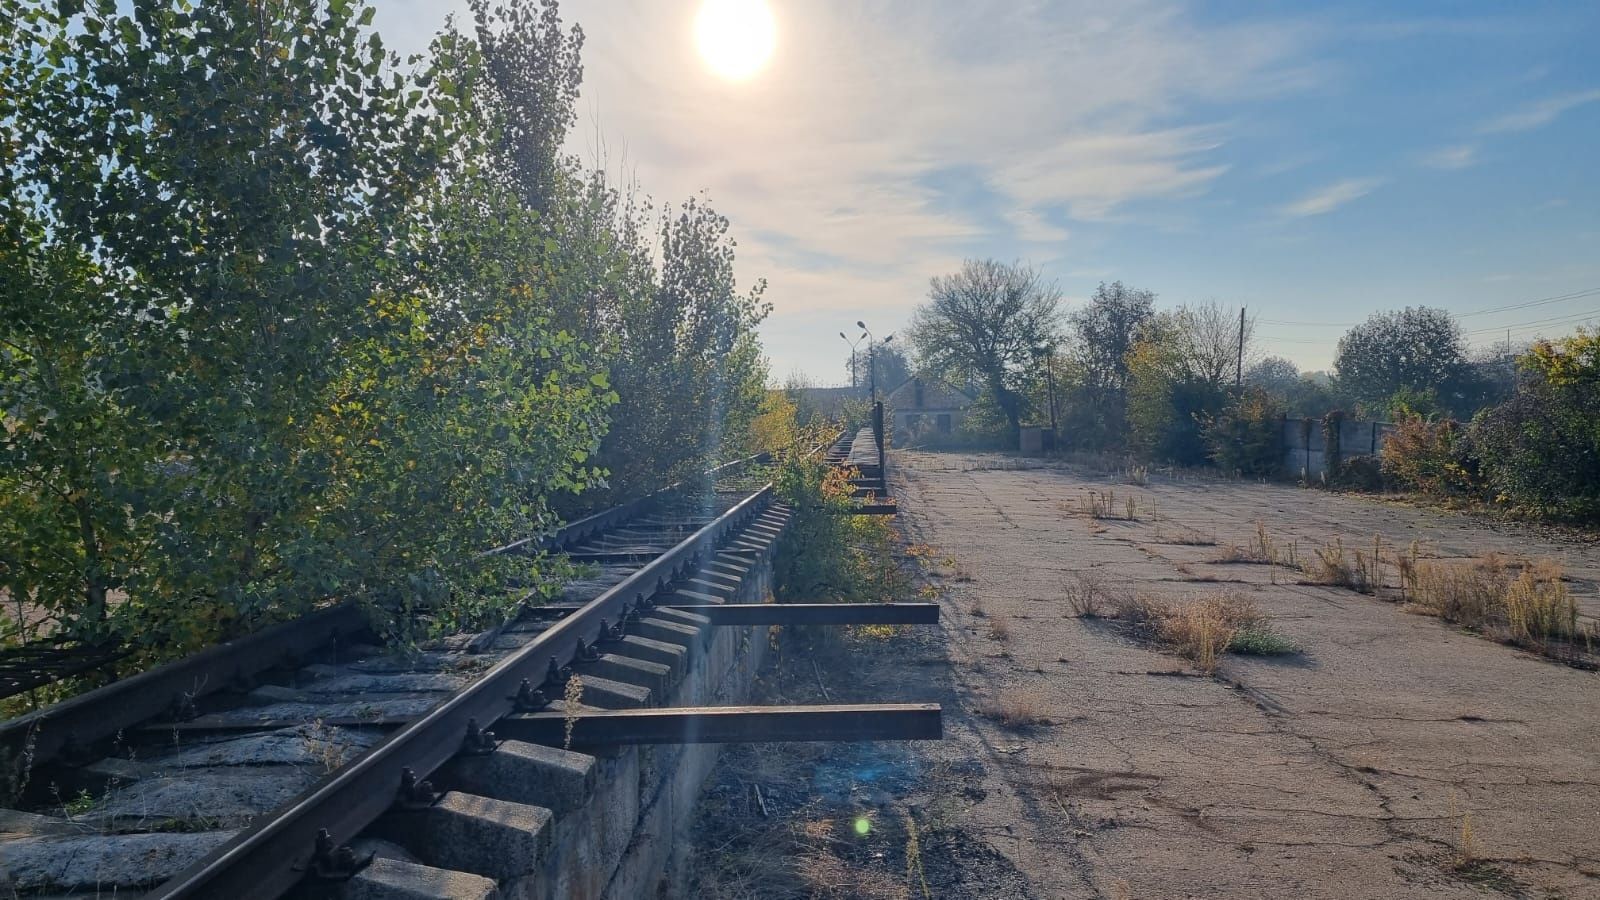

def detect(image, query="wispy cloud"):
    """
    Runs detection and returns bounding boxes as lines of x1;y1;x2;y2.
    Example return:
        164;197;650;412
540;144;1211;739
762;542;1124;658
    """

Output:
1480;88;1600;134
1005;208;1071;244
1421;144;1479;170
1279;177;1383;217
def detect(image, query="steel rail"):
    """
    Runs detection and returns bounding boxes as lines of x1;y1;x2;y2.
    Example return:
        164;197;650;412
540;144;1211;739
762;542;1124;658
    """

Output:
0;603;370;767
147;482;776;899
484;451;774;557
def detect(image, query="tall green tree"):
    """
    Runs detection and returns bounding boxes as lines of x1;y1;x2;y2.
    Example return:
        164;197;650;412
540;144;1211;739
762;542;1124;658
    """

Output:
1125;305;1252;465
1063;281;1155;447
1334;307;1467;416
463;0;771;501
2;0;610;651
909;259;1061;443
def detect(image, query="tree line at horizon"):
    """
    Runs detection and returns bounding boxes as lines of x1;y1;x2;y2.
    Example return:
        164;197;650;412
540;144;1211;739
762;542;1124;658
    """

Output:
1;0;774;662
888;258;1600;521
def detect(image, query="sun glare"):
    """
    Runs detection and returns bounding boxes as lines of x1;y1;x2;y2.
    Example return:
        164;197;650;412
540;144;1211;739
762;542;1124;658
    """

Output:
695;0;776;82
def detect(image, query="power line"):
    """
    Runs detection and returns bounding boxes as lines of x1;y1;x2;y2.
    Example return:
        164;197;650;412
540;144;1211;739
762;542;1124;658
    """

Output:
1463;307;1600;336
1256;285;1600;329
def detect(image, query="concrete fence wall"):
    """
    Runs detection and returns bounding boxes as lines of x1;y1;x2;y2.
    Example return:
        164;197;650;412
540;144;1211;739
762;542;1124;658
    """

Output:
1282;416;1397;480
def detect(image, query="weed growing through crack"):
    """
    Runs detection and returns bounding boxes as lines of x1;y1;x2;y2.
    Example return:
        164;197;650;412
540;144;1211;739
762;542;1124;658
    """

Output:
1212;543;1249;564
1076;489;1142;521
1064;572;1106;618
303;719;353;773
1153;525;1215;546
563;675;584;750
63;787;94;817
1112;592;1295;673
975;689;1052;730
1229;624;1299;656
904;814;931;898
1410;555;1581;650
987;616;1012;642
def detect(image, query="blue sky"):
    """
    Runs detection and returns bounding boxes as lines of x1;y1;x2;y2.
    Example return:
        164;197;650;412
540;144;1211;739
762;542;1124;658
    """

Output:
375;1;1600;385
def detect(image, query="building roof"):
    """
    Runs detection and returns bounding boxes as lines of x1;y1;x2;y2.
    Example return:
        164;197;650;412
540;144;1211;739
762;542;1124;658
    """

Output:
792;386;864;417
884;376;972;411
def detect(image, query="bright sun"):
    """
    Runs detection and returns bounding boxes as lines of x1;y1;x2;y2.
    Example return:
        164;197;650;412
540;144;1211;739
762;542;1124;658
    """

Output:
695;0;776;82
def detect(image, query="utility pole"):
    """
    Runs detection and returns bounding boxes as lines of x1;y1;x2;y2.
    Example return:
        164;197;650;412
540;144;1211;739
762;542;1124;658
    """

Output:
1046;345;1058;439
1236;306;1245;388
869;341;876;402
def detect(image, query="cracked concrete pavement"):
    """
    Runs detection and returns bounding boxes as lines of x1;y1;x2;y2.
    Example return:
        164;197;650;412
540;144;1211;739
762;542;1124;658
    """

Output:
893;451;1600;899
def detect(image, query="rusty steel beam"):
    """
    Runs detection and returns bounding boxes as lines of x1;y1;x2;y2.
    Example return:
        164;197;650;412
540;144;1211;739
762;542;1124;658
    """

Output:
844;503;897;516
663;603;937;626
499;703;942;747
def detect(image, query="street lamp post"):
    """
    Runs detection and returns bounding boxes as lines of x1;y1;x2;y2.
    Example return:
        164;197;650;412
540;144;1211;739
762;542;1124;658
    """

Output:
856;321;895;404
839;331;867;391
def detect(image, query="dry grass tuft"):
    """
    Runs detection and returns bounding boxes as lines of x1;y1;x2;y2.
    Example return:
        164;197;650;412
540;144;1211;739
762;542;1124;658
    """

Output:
1153;525;1215;546
302;720;353;773
1157;595;1263;673
987;615;1011;642
975;688;1052;729
795;819;910;900
1411;555;1581;648
1212;543;1249;563
1064;572;1106;618
1071;488;1142;521
1112;592;1291;673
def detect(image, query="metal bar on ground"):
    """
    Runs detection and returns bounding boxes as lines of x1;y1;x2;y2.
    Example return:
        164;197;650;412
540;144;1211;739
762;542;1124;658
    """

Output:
845;503;897;516
499;703;942;746
662;603;938;626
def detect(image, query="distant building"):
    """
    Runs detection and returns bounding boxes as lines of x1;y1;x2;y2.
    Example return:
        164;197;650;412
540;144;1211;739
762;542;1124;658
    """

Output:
884;376;972;446
790;386;864;422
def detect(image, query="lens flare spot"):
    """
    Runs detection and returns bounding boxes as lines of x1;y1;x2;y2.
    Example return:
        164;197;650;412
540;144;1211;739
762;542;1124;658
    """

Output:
853;816;871;836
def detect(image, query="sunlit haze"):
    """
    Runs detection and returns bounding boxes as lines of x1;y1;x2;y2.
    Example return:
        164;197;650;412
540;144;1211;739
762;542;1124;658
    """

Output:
695;0;776;81
373;1;1600;386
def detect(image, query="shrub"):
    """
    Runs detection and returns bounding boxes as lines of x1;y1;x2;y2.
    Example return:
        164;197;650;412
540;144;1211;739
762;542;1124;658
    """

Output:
1201;388;1284;476
1468;373;1600;521
1381;415;1476;496
771;425;903;605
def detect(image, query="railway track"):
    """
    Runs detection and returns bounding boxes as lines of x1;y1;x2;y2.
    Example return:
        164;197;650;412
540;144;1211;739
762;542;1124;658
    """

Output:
0;426;937;898
0;453;789;896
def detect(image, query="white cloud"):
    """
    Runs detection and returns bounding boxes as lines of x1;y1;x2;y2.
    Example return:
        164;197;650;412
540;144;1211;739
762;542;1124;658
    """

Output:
1480;88;1600;134
1005;208;1071;244
1421;144;1479;170
1278;177;1383;217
